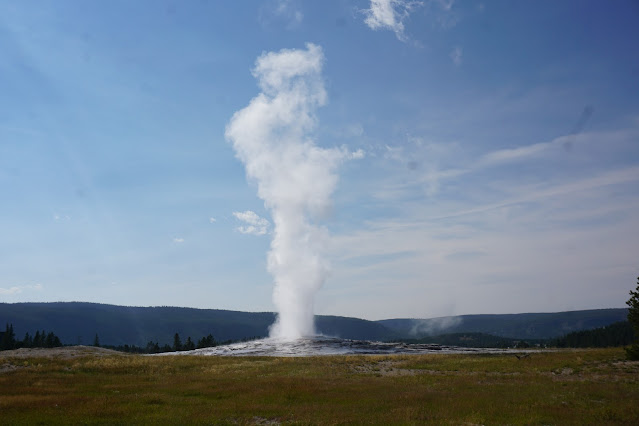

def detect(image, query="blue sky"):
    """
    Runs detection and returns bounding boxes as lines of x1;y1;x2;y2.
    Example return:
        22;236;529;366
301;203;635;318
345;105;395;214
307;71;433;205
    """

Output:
1;0;638;320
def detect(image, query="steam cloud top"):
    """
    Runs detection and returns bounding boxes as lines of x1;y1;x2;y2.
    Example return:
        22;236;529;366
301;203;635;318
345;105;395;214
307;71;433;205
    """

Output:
226;43;348;340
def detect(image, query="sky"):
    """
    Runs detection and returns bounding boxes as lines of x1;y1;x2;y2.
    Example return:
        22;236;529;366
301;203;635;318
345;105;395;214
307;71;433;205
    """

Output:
1;0;638;320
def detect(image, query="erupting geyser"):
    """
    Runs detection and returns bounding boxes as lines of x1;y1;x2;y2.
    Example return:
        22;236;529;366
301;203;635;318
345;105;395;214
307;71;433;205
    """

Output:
225;43;349;340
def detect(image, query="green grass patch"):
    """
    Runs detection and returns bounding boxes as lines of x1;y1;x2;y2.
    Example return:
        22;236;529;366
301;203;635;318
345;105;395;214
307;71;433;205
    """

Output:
1;348;638;424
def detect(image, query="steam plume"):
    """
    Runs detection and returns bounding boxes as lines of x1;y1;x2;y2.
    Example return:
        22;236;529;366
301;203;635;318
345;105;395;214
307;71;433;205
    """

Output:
225;43;346;339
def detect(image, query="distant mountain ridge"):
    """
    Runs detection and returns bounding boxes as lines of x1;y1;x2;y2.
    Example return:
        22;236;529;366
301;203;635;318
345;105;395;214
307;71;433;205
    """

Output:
378;309;629;340
0;302;628;346
0;302;396;346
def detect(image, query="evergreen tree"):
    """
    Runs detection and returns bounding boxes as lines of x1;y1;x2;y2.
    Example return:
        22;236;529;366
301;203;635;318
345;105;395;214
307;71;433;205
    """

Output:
184;337;195;351
22;332;33;348
626;276;639;360
197;334;216;349
45;332;56;348
145;341;160;354
93;333;100;347
33;330;42;347
1;323;16;350
173;333;182;351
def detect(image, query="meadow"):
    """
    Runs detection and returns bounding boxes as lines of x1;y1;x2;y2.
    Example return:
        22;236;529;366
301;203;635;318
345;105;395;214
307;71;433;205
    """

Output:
1;347;638;425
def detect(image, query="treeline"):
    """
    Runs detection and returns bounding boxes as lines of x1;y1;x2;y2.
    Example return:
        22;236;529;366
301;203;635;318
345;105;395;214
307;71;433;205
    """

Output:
393;322;635;349
101;333;220;354
0;323;63;350
551;321;634;348
1;323;224;354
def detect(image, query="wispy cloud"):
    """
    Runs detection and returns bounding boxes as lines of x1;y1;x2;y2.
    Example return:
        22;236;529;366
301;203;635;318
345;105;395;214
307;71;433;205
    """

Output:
259;0;304;30
348;149;366;160
322;117;639;319
431;0;458;28
377;126;639;200
328;171;639;317
233;210;270;236
363;0;423;41
449;46;462;66
209;217;217;223
173;237;185;243
0;283;43;295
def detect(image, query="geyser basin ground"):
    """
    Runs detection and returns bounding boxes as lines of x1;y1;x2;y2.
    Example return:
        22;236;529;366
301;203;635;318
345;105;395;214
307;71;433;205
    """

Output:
159;336;522;357
3;347;636;423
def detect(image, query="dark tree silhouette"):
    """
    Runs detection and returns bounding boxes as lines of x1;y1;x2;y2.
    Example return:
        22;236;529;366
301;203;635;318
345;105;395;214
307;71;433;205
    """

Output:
22;332;33;348
626;276;639;360
173;333;182;351
197;334;216;349
184;337;195;351
1;324;16;350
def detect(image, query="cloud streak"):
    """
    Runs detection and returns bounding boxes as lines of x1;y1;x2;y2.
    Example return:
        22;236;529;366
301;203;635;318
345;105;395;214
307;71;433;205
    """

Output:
450;46;462;66
0;283;43;295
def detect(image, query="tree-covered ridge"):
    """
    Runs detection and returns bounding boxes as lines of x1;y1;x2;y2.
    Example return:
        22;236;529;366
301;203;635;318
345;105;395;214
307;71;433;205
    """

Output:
0;302;395;346
379;309;629;339
0;302;629;346
552;321;634;348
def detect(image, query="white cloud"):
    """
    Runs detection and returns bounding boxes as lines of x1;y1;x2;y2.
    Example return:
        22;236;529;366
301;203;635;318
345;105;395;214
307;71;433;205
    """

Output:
363;0;423;41
173;237;185;243
376;126;639;200
322;120;639;319
0;283;43;295
259;0;304;30
0;286;22;295
449;46;462;66
209;217;217;223
327;170;639;318
233;210;270;236
477;140;551;166
349;149;366;160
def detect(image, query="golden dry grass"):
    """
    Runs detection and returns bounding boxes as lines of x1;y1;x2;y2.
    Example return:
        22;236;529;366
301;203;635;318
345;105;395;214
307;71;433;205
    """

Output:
1;347;638;425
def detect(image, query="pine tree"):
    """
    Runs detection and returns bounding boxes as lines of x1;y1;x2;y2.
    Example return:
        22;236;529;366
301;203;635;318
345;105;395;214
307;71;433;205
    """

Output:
173;333;182;351
22;332;33;348
1;323;16;350
93;334;100;347
46;332;56;348
184;337;195;351
197;334;215;349
626;276;639;360
33;330;42;347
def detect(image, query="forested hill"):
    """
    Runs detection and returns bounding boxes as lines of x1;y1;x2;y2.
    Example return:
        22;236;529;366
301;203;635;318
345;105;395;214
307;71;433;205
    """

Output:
0;302;396;347
0;303;629;346
378;309;629;340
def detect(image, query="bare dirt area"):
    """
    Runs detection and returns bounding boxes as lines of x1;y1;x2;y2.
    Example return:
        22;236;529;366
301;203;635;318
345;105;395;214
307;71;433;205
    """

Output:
0;345;125;362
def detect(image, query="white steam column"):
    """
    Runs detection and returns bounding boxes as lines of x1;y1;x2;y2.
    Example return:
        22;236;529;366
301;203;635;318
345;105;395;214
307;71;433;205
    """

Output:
226;43;347;340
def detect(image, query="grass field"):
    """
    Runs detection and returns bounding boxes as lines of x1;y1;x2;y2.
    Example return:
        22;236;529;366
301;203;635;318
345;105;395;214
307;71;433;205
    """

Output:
1;347;638;424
